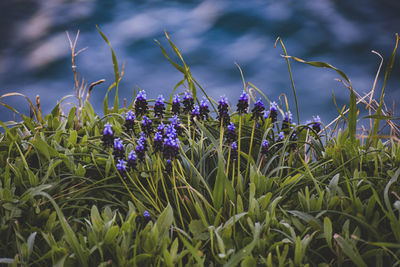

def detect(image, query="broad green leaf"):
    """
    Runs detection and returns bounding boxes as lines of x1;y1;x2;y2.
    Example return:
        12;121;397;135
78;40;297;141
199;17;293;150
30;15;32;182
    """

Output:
334;234;367;267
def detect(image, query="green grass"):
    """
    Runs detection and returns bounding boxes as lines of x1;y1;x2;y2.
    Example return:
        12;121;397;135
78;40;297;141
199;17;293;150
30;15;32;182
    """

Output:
0;30;399;266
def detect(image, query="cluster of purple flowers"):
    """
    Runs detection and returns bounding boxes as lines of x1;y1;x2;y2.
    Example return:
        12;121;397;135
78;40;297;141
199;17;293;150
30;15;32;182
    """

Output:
171;95;181;115
113;138;125;159
199;98;210;120
191;105;200;122
102;89;323;177
226;122;236;144
182;91;194;114
134;90;148;117
141;116;153;136
135;132;147;162
102;123;114;147
236;91;249;114
217;96;230;126
127;151;137;170
307;115;321;133
163;124;180;161
251;98;265;122
264;101;278;123
261;140;269;156
154;95;165;118
282;111;293;131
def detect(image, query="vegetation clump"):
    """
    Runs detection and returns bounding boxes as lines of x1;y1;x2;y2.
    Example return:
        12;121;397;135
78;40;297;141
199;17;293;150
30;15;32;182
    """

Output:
0;30;399;266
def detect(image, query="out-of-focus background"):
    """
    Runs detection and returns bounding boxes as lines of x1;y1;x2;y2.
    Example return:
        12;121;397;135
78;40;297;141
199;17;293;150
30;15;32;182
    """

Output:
0;0;399;123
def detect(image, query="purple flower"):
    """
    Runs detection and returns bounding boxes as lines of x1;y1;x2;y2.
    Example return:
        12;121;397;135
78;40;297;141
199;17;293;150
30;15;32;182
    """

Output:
157;122;165;135
251;98;265;122
136;133;147;161
261;140;269;155
141;116;153;136
183;91;194;114
171;95;181;115
143;210;151;221
113;138;125;158
154;131;163;153
226;122;236;144
231;142;238;161
200;97;210;120
124;111;136;132
134;90;148;117
154;95;165;118
127;151;137;170
163;136;180;160
217;96;230;126
102;122;114;147
237;91;249;114
312;115;321;133
116;159;127;174
169;115;182;136
282;111;293;131
263;110;270;120
191;105;200;122
165;123;177;139
277;132;284;142
268;101;278;123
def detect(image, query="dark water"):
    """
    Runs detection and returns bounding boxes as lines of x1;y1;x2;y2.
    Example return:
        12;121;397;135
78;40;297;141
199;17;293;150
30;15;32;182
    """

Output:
0;0;399;124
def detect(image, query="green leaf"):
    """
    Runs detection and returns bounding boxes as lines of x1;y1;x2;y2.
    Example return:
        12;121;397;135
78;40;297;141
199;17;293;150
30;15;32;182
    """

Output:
155;204;174;237
68;129;78;147
104;225;119;244
27;232;37;260
334;234;367;267
324;217;333;251
223;222;261;267
34;192;89;267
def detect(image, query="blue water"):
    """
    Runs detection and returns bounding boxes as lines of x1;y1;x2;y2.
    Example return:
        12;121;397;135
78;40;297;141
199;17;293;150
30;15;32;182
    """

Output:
0;0;399;124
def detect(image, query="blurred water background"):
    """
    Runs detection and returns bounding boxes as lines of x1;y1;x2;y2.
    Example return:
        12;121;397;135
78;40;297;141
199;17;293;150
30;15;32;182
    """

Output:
0;0;399;123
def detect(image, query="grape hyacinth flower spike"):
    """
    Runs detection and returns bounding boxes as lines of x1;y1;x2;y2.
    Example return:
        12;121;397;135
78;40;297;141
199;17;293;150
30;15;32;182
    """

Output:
134;90;148;117
154;95;165;118
170;115;183;136
116;159;127;176
157;122;165;135
251;98;265;122
282;111;293;131
217;96;230;126
199;97;210;120
191;105;200;122
277;131;285;142
182;91;194;114
312;115;321;133
124;111;136;132
237;91;249;114
153;131;163;153
143;210;151;222
102;122;114;148
135;132;147;162
268;101;278;123
226;122;237;144
127;150;137;170
141;116;153;136
231;142;238;161
113;138;125;159
261;140;269;156
171;94;181;115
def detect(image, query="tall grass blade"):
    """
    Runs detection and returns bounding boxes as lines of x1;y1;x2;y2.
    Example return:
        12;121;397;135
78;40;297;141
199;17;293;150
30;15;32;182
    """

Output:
96;25;120;111
275;37;300;124
289;56;357;141
371;33;399;146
